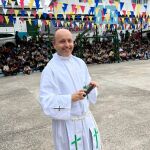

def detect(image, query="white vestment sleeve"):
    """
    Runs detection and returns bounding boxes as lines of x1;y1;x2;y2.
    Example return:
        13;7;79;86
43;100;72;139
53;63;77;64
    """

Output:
84;63;98;104
39;67;72;120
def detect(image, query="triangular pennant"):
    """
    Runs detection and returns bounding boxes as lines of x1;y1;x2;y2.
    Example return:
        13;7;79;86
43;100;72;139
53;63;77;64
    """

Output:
3;8;7;15
27;11;31;17
122;10;126;16
81;16;84;21
114;1;119;9
95;0;99;7
46;20;50;26
144;4;147;10
136;4;141;15
20;0;24;9
62;3;68;12
11;1;15;8
14;9;19;17
0;15;4;23
33;10;36;18
9;9;14;15
72;14;75;20
4;16;9;24
89;16;93;21
72;4;76;12
80;5;85;13
95;7;99;15
54;13;58;19
49;5;53;11
49;13;53;19
21;10;25;16
43;13;47;19
88;0;92;5
35;0;40;10
28;18;32;25
120;2;124;11
132;3;136;11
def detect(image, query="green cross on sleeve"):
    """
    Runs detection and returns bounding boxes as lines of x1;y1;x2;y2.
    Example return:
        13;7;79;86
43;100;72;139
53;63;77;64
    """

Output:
93;128;99;149
71;134;81;150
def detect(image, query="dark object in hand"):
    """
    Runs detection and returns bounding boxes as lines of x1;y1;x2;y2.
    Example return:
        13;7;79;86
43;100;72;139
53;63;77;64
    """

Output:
83;84;95;97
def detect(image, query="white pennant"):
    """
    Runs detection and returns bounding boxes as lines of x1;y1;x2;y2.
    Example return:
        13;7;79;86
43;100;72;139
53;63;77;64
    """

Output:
27;11;31;17
11;1;15;8
81;16;84;21
3;8;7;15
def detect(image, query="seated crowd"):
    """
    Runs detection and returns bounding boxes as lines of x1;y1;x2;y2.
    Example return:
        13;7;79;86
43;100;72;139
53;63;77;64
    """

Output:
0;30;150;76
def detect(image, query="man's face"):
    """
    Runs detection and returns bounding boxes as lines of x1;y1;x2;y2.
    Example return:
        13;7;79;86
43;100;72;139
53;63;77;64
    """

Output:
53;30;74;57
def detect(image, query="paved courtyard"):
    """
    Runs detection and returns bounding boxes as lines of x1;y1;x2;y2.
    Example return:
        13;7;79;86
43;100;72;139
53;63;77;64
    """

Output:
0;60;150;150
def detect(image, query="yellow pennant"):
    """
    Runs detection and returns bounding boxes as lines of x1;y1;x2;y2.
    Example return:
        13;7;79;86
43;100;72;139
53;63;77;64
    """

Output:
127;11;130;17
95;7;99;15
136;4;141;15
8;0;12;4
46;20;50;26
89;16;93;21
72;14;75;20
28;18;32;25
4;16;9;24
105;14;110;22
122;18;124;23
65;22;68;28
76;5;80;11
54;13;58;19
114;1;119;9
88;0;92;5
38;11;42;18
94;24;97;29
14;9;19;17
28;3;33;10
57;3;62;10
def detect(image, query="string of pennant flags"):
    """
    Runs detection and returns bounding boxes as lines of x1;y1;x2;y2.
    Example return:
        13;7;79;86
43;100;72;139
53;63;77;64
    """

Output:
0;0;150;30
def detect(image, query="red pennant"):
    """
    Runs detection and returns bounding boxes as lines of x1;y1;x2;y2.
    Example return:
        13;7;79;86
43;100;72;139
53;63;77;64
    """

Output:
33;10;37;17
102;16;105;21
80;6;85;13
72;4;76;12
86;16;89;20
0;15;4;23
122;10;126;16
9;9;14;14
74;8;77;14
53;2;58;7
49;13;53;19
67;15;71;20
109;0;113;4
132;3;136;11
49;5;53;11
42;20;46;25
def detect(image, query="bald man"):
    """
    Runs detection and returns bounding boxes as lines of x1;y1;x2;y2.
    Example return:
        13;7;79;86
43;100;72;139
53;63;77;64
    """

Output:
39;29;102;150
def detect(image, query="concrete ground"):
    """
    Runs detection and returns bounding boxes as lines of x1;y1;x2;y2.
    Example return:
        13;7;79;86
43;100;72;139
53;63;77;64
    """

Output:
0;60;150;150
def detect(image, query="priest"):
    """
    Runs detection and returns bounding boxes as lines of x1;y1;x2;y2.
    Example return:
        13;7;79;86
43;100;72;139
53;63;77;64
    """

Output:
39;28;102;150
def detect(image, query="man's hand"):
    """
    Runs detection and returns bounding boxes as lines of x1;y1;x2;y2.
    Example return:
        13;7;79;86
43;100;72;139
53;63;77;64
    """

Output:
71;90;86;102
89;81;98;88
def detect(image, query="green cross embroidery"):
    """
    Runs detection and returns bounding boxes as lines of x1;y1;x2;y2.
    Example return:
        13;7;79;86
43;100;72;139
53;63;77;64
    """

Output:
93;128;99;149
71;134;81;150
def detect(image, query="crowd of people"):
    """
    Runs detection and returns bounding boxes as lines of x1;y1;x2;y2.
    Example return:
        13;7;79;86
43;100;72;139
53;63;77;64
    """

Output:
0;30;150;77
74;30;150;64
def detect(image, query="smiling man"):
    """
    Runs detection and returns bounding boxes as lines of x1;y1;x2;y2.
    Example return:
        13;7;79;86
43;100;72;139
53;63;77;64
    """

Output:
39;29;102;150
